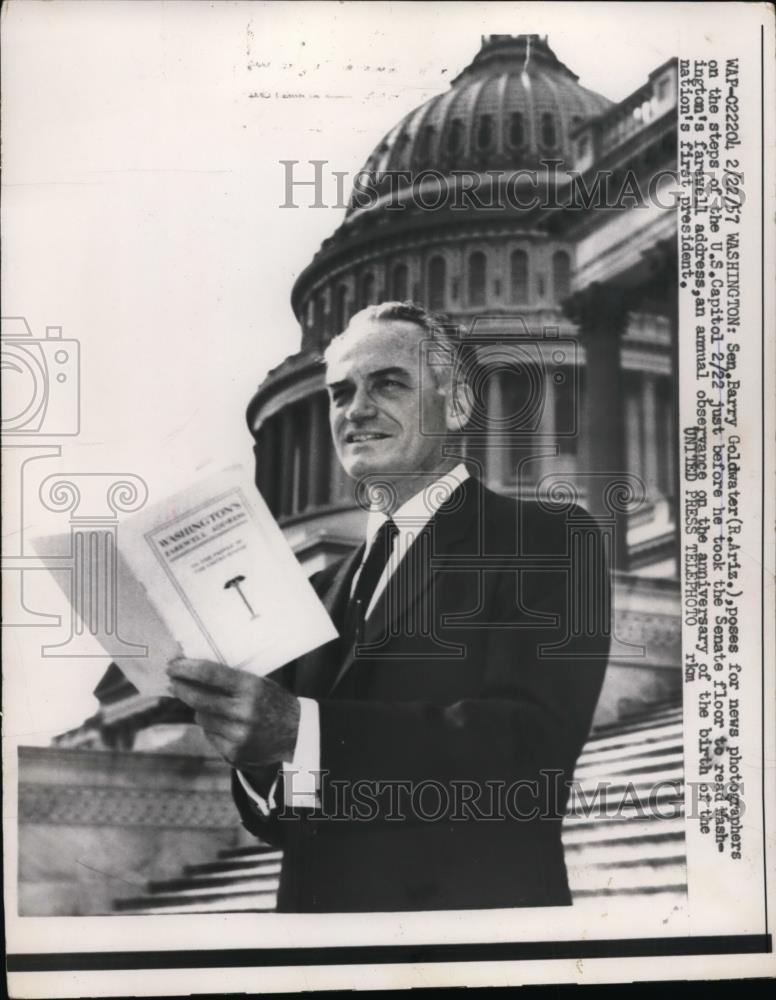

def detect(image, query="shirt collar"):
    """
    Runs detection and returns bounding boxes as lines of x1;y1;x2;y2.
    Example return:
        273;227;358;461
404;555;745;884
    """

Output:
363;463;470;550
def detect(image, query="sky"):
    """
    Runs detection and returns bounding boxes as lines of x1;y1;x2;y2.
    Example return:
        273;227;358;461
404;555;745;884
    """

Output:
2;0;689;740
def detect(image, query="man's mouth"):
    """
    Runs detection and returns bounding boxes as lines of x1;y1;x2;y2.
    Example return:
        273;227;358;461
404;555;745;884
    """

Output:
344;431;391;443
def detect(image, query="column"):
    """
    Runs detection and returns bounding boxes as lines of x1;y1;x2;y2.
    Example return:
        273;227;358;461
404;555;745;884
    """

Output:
666;271;680;535
485;369;509;488
252;423;266;505
308;393;330;508
641;373;660;498
278;407;295;518
322;285;332;342
536;367;558;490
641;237;679;559
662;378;677;506
624;378;644;483
260;419;278;515
295;403;310;513
569;283;631;571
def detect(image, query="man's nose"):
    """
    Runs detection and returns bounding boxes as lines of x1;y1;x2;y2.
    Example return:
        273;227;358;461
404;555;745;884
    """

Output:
344;386;376;422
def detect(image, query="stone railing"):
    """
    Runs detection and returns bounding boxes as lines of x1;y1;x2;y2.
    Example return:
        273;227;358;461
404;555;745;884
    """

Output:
16;746;244;916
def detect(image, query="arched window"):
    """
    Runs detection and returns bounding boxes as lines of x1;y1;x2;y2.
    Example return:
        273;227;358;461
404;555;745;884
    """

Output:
510;250;529;303
334;284;348;333
359;272;375;309
447;118;464;154
468;252;487;307
391;263;408;301
428;256;446;311
419;125;435;163
508;112;525;147
552;250;571;301
477;114;493;150
541;113;557;147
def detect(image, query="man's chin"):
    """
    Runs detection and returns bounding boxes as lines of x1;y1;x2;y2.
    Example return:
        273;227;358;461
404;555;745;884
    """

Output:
341;454;398;480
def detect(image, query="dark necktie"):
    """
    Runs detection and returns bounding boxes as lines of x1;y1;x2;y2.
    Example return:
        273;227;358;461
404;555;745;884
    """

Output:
343;517;398;645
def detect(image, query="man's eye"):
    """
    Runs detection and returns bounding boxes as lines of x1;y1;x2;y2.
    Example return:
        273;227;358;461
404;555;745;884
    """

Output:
378;378;404;390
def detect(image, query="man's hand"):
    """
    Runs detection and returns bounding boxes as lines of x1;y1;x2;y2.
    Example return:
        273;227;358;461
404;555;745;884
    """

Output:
166;658;301;775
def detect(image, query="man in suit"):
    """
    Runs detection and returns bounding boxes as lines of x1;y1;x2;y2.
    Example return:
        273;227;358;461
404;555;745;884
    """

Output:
168;301;610;912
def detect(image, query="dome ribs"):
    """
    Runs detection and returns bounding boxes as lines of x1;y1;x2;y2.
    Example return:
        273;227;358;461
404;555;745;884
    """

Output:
342;34;614;217
427;84;462;173
409;92;445;172
537;64;566;159
460;74;489;165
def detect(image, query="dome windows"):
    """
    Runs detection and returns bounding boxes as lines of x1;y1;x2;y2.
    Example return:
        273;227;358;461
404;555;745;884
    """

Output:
510;250;529;304
340;40;613;218
447;118;464;155
541;112;557;148
428;256;447;311
477;114;494;150
468;252;487;307
419;125;436;164
508;111;525;147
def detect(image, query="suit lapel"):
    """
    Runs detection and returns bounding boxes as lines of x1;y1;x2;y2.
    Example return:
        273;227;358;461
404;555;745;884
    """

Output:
327;477;481;696
294;544;363;699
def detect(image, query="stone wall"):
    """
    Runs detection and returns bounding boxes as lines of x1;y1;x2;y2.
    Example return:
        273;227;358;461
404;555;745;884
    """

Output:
17;746;243;916
594;573;681;727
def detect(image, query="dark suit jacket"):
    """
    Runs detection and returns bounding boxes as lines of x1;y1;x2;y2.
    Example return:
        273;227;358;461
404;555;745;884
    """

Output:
232;477;610;912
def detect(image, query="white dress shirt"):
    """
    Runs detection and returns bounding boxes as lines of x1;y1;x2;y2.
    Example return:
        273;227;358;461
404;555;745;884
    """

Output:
238;462;470;812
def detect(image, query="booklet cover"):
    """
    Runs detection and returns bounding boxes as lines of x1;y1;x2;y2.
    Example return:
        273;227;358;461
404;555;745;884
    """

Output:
32;465;338;696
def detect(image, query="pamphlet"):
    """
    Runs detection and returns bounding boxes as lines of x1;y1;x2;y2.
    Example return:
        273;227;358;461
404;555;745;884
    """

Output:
32;465;338;696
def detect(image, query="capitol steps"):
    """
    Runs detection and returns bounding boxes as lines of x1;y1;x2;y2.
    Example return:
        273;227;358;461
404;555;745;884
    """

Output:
114;845;283;915
563;700;686;904
114;699;686;914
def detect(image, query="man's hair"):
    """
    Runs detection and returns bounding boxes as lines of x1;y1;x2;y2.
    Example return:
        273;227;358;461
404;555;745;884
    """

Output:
323;300;461;391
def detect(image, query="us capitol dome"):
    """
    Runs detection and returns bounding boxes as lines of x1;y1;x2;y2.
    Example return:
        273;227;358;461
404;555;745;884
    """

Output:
247;34;678;594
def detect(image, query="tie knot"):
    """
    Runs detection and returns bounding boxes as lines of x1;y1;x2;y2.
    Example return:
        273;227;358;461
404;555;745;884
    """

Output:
373;517;398;549
349;517;398;616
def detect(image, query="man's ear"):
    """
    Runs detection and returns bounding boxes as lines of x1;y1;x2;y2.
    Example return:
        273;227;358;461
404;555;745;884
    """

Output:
444;378;475;432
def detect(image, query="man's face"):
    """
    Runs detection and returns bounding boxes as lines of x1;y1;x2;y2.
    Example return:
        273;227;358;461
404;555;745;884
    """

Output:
325;319;451;481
